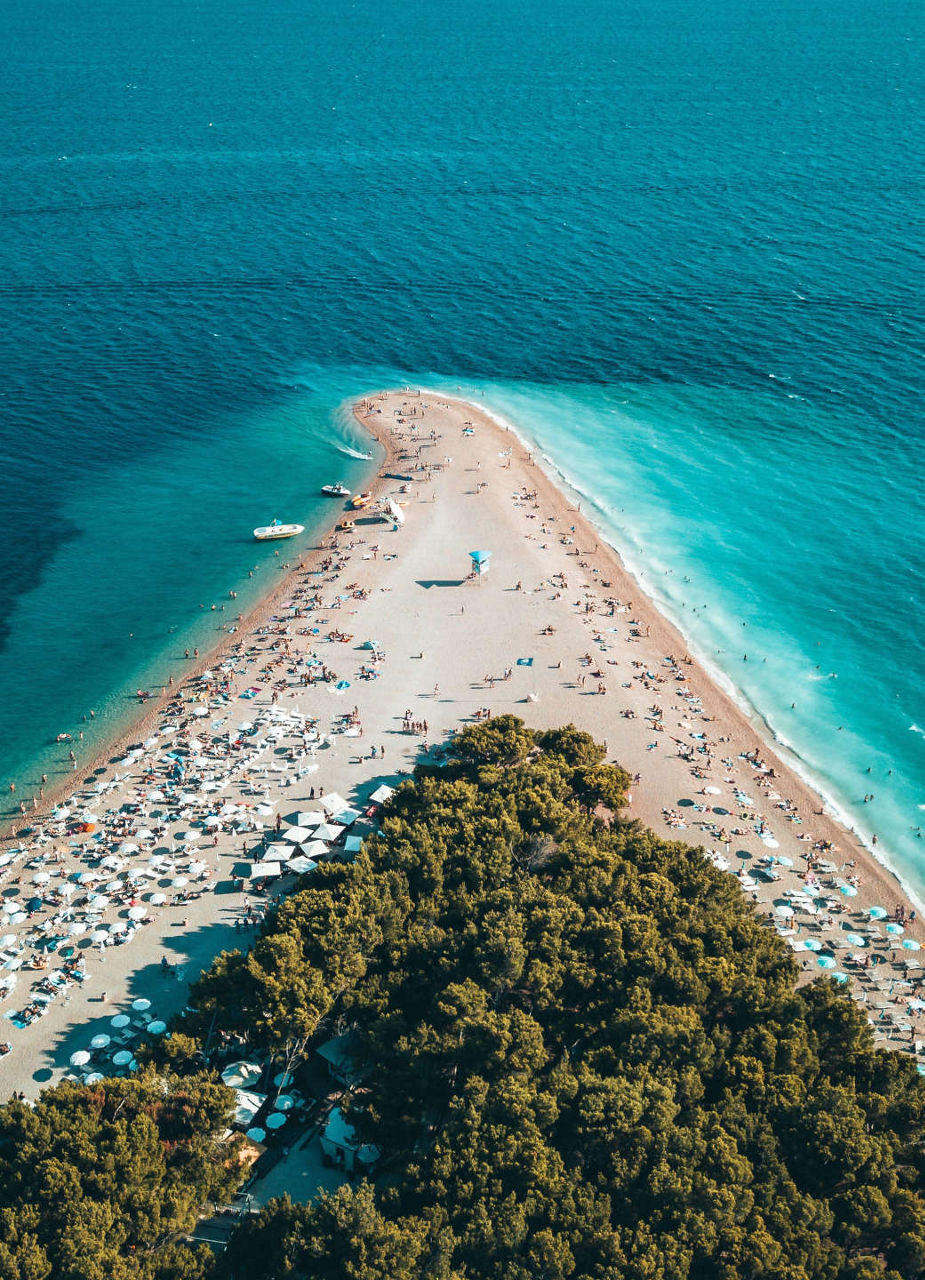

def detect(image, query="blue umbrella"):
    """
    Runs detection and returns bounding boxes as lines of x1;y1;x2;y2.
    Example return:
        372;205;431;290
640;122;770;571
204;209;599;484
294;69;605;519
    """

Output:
885;922;905;935
868;906;888;920
817;954;837;969
803;938;823;952
845;933;867;947
902;939;921;951
832;972;850;984
335;680;351;691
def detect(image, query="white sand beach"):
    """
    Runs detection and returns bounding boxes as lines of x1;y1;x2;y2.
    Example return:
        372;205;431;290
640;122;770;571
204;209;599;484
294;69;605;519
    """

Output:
1;389;922;1101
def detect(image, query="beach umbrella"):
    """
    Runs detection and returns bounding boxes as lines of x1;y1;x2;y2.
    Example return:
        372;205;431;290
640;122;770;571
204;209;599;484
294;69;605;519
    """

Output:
70;1049;91;1067
246;1127;266;1143
869;906;888;920
171;877;189;888
204;816;222;827
314;822;345;843
112;1049;134;1066
91;929;109;944
817;955;837;969
286;811;320;828
90;1033;111;1049
845;933;868;947
886;922;905;935
84;1071;104;1084
265;1111;287;1130
335;680;351;691
774;904;794;919
704;786;722;796
128;906;147;920
146;1020;167;1034
109;920;128;933
149;892;167;905
104;879;124;893
119;842;139;854
833;972;850;984
803;938;823;952
0;934;16;948
88;893;110;908
283;827;313;843
839;884;858;897
27;897;44;912
903;939;921;951
31;872;51;885
135;828;155;841
274;1094;295;1111
131;997;151;1012
273;1071;293;1087
110;1014;131;1029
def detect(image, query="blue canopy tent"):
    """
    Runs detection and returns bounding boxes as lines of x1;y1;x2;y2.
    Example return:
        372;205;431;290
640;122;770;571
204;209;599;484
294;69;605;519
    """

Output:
470;549;492;579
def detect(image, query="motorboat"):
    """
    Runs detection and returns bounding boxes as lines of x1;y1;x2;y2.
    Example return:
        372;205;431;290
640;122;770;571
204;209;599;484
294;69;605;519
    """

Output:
253;520;304;541
321;482;351;497
350;491;372;509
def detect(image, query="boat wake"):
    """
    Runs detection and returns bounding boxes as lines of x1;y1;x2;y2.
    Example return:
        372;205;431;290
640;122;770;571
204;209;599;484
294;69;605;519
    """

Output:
336;444;373;461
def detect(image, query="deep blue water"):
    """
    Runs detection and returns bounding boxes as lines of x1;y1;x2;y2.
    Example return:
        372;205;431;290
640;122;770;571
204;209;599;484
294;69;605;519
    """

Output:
0;0;923;888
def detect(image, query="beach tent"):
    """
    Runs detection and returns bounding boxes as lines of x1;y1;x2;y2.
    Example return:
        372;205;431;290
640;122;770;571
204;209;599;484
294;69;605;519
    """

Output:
469;549;492;577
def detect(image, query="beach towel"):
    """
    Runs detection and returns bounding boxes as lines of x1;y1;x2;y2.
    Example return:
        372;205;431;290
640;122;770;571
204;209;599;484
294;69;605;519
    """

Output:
516;657;534;667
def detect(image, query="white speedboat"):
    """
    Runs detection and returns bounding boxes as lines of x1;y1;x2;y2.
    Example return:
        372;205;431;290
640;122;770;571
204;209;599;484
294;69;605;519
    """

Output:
253;520;304;541
321;482;351;497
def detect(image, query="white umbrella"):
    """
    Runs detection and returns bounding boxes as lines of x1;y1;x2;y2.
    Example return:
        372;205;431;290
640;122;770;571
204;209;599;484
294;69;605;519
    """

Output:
119;842;140;854
67;922;87;937
128;906;147;920
135;828;155;841
131;998;152;1012
104;879;124;893
149;892;167;906
0;934;17;947
314;823;345;843
84;1071;104;1085
204;816;222;827
774;904;794;918
111;1013;131;1029
91;929;109;944
283;826;313;843
146;1020;167;1035
286;811;322;828
266;1111;287;1130
171;877;189;888
109;920;129;933
319;792;349;816
184;831;201;842
70;1049;91;1067
32;872;51;885
88;894;110;908
90;1033;111;1049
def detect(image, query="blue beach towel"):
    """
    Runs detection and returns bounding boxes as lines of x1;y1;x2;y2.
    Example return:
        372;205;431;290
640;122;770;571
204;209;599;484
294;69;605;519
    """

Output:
516;657;534;667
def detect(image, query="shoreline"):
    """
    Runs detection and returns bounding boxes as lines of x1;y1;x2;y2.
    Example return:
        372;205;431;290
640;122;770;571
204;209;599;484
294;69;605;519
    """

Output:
2;387;923;1102
0;420;397;845
448;390;918;913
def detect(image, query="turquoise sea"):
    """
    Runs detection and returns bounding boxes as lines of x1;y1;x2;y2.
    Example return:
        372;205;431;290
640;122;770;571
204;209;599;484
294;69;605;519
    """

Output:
1;0;923;891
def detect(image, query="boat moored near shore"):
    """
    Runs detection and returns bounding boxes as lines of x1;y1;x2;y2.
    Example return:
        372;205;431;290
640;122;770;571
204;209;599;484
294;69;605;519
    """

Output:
253;520;304;541
321;482;351;497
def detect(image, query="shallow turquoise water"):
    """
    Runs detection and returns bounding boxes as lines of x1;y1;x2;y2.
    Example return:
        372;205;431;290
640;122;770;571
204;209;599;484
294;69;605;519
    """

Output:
0;0;922;891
